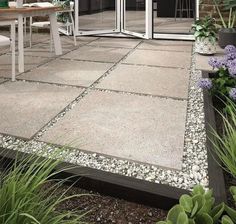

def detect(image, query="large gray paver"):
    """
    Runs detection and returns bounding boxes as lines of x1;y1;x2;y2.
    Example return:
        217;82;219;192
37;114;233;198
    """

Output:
138;40;193;52
19;59;113;87
62;46;130;63
97;64;189;99
123;49;192;68
88;37;142;49
0;54;50;78
41;90;187;170
0;81;84;139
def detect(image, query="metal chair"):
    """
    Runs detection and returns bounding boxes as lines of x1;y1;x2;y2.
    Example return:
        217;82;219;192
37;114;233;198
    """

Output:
175;0;193;20
29;1;76;50
0;20;16;81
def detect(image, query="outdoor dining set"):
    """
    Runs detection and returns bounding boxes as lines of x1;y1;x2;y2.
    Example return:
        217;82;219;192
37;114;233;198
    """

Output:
0;0;77;81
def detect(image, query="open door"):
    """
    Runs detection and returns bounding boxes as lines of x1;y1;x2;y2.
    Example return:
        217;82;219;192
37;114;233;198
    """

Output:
74;0;152;39
121;0;152;39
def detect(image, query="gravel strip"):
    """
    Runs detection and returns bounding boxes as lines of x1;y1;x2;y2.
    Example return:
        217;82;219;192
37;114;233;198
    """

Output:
0;47;209;191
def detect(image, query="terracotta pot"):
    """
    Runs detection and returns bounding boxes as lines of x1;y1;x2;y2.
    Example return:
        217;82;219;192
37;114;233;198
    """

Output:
195;37;216;55
0;0;9;8
218;28;236;48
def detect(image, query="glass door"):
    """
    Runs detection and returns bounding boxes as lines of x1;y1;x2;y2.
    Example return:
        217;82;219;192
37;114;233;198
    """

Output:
121;0;152;39
75;0;119;35
153;0;199;40
74;0;152;38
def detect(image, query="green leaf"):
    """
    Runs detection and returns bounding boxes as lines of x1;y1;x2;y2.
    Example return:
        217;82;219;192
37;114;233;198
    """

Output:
195;213;213;224
167;205;185;223
230;186;236;196
191;202;199;218
210;203;225;224
189;219;196;224
222;215;234;224
192;185;205;196
225;205;236;222
180;195;193;213
177;212;189;224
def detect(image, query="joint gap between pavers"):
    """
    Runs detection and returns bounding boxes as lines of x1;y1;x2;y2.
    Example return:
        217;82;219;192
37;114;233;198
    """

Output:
94;87;188;102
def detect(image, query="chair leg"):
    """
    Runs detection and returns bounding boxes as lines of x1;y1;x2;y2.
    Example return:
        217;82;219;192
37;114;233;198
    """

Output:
50;28;53;52
175;0;178;21
70;12;76;46
11;22;16;82
29;17;32;48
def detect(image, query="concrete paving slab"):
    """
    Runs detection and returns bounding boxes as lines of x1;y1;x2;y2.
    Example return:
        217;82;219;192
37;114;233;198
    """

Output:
0;78;5;84
0;54;50;78
87;37;142;49
41;90;187;170
0;81;84;139
97;64;189;99
138;40;193;52
62;46;130;63
19;59;113;87
123;49;192;68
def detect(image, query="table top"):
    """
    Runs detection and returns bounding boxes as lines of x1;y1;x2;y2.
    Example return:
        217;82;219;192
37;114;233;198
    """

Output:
0;6;61;14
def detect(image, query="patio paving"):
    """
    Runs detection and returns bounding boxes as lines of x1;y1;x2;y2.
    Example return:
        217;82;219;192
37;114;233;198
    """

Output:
41;90;187;169
62;45;130;63
0;35;193;171
87;37;142;49
96;64;189;99
19;59;113;87
123;49;192;68
138;40;193;52
0;81;84;139
0;54;51;78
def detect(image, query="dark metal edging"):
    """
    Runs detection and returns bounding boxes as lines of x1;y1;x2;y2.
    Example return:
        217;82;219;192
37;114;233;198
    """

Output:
202;71;227;204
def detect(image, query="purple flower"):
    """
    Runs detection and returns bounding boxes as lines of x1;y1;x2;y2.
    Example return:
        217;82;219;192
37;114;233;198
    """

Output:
229;88;236;101
224;45;236;54
226;52;236;61
208;57;224;69
198;78;213;89
229;66;236;78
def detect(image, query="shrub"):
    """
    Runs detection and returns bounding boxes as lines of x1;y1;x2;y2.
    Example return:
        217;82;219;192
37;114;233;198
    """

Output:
0;152;86;224
198;45;236;101
157;185;236;224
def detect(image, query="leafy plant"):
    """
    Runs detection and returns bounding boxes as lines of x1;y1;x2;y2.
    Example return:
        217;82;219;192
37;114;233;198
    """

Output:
198;45;236;100
157;185;236;224
0;152;87;224
213;0;236;28
192;16;218;42
210;97;236;177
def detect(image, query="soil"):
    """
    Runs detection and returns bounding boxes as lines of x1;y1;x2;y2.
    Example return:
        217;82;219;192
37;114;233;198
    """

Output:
55;183;167;224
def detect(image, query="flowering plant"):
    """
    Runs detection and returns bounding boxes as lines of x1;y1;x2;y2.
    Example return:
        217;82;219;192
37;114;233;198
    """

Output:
198;45;236;101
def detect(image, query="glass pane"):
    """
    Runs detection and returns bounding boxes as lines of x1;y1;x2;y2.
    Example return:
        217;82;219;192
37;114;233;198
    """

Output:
125;0;146;33
78;0;116;31
153;0;195;34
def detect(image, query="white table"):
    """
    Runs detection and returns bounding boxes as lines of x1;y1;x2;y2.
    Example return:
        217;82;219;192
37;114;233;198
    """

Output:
0;6;62;73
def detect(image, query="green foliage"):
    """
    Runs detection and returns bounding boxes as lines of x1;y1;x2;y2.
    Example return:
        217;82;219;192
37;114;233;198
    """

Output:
191;16;218;42
0;153;86;224
157;185;236;224
210;98;236;177
212;0;236;28
210;67;236;97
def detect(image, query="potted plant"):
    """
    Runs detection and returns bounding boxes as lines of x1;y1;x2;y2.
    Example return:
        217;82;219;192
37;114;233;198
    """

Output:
213;0;236;48
0;0;9;8
192;16;218;55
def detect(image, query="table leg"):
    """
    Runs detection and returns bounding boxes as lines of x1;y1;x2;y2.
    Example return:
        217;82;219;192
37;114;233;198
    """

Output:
18;14;24;73
11;22;16;81
49;13;62;56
